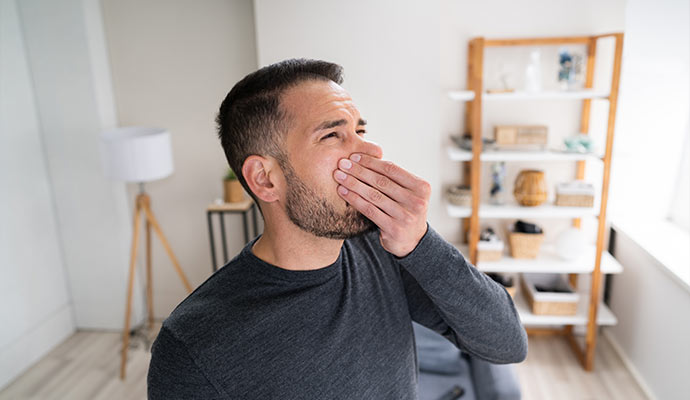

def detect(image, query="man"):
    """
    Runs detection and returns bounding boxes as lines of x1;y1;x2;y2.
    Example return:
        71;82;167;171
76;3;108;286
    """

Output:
147;59;527;399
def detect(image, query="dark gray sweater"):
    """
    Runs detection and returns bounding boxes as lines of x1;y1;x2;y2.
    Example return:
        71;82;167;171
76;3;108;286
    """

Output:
147;224;527;399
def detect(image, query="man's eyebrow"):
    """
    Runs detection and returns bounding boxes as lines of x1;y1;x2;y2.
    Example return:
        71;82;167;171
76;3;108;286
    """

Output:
313;118;367;133
314;119;347;132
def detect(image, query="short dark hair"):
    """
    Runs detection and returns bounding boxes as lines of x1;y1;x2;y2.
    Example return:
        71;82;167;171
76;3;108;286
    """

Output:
215;58;344;206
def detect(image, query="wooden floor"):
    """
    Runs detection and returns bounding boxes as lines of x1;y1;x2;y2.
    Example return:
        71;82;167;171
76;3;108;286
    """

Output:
515;334;648;400
0;326;648;400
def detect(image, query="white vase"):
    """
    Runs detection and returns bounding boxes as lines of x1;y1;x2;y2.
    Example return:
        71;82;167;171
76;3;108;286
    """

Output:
524;50;542;92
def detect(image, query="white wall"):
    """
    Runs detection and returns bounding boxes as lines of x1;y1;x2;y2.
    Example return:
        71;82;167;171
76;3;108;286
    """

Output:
101;0;259;317
607;229;690;400
605;1;690;399
254;0;443;233
0;0;76;390
16;0;144;331
2;0;258;388
2;0;145;387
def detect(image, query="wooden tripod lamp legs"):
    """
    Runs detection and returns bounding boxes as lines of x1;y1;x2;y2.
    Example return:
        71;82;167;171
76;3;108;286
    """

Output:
120;193;193;380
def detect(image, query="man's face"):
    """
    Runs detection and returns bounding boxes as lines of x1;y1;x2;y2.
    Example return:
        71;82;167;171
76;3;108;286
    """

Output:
278;79;377;239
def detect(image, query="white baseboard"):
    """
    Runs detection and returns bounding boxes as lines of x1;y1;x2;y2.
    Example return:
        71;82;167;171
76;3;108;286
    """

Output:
0;305;76;391
603;330;657;400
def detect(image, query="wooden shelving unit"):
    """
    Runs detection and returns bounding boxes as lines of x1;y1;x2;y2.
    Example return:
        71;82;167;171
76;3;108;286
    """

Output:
446;202;601;219
454;244;623;275
449;33;624;371
448;88;610;101
447;147;603;162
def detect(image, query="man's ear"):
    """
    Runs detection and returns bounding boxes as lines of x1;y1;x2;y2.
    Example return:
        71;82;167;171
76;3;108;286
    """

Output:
242;155;282;203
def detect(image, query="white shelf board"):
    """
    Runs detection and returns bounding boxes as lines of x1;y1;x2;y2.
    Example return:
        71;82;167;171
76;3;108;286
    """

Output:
513;291;617;326
446;147;602;162
447;90;475;101
447;89;610;102
446;202;599;219
455;244;622;274
484;89;610;100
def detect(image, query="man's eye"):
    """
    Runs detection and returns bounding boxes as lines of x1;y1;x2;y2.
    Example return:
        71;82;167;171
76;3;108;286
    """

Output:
321;132;338;140
357;130;367;136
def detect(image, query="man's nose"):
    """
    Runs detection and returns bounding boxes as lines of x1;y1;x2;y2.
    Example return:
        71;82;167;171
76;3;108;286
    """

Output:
352;137;383;159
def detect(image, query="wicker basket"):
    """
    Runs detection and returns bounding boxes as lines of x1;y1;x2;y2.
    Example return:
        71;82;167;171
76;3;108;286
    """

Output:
494;125;548;146
555;193;594;207
477;239;504;262
521;274;579;316
446;185;471;207
477;249;503;262
508;232;544;259
555;181;595;207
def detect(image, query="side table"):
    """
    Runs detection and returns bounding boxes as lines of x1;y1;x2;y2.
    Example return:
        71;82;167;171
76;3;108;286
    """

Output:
207;198;259;272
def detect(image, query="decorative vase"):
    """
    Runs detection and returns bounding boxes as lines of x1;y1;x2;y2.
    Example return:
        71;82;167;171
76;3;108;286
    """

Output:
513;170;547;206
224;179;244;203
524;49;542;92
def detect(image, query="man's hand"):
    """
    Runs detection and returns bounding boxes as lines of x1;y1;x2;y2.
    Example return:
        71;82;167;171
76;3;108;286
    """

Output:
333;153;431;258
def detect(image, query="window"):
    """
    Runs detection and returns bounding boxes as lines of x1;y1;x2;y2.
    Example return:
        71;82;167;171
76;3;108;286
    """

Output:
668;126;689;232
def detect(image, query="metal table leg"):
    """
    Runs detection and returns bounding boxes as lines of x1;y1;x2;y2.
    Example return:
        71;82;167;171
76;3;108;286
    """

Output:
251;204;258;238
207;211;217;272
242;211;249;244
219;212;228;264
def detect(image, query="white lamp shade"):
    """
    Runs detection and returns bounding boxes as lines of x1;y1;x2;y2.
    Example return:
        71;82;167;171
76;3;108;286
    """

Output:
101;127;174;182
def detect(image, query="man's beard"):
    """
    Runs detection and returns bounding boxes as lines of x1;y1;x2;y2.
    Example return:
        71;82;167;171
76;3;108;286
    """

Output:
281;160;376;239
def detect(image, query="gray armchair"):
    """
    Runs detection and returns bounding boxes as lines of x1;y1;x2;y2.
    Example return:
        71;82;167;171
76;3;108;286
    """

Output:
413;322;522;400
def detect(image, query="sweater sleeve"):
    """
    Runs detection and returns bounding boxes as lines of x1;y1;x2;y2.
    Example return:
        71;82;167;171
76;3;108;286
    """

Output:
396;223;528;364
147;326;225;399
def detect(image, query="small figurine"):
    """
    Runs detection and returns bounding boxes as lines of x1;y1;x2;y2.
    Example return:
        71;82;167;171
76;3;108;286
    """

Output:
489;162;506;205
564;133;595;153
480;227;500;242
558;48;585;90
558;48;574;90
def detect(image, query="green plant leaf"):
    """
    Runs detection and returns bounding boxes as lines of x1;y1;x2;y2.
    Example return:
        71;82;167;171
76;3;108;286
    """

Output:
224;167;237;180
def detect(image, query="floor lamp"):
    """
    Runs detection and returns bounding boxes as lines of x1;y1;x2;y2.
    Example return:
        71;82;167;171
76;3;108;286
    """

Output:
101;127;193;380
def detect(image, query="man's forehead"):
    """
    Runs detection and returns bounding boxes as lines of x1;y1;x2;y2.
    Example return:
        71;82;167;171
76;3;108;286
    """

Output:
281;80;360;124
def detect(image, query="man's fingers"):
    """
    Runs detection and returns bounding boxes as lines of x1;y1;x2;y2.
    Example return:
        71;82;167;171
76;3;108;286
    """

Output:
337;158;410;205
337;184;393;231
333;169;406;220
350;153;431;197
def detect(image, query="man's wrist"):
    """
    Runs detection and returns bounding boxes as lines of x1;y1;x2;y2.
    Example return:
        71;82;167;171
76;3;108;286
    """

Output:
393;222;430;259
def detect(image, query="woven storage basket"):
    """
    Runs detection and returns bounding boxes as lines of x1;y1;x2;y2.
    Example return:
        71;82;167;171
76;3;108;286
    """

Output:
555;193;594;207
477;249;502;262
555;181;594;207
508;232;543;258
521;274;579;316
446;185;471;207
494;125;548;146
477;240;504;262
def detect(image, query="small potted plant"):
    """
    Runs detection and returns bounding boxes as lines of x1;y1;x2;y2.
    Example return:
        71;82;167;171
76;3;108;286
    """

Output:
223;167;244;203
